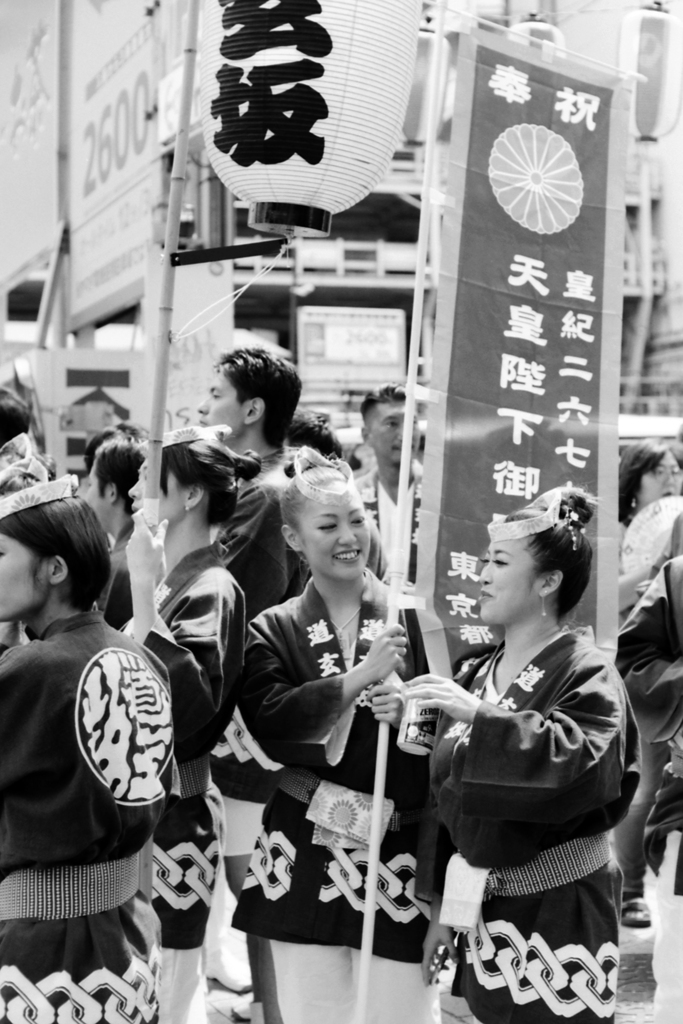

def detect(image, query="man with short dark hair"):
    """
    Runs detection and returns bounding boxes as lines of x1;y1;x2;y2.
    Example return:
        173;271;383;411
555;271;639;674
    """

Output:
198;346;302;1024
356;382;422;586
84;433;146;629
199;346;303;618
0;388;30;448
83;422;147;476
201;347;301;462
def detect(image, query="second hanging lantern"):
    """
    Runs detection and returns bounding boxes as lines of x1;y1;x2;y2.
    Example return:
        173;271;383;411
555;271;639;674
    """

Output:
201;0;423;237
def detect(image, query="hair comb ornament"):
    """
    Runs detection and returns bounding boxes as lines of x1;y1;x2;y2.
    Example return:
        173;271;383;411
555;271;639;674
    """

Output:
161;424;233;448
487;489;563;542
0;474;79;522
563;508;582;550
293;446;359;506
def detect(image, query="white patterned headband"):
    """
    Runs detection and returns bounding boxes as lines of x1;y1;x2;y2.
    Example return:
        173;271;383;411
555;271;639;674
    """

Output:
0;433;48;494
161;424;233;448
0;474;79;522
488;489;564;542
293;446;359;506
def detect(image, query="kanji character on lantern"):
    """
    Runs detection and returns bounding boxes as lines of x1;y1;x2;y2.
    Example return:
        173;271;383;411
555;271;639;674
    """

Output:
508;255;550;296
500;354;547;396
488;64;531;104
318;651;341;676
460;625;494;644
212;61;329;166
447;552;480;582
554;87;600;131
556;439;591;468
497;408;544;445
504;305;548;346
560;356;593;381
307;619;335;646
561;311;595;342
563;271;596;302
446;593;478;618
557;397;592;425
493;460;541;500
218;0;334;61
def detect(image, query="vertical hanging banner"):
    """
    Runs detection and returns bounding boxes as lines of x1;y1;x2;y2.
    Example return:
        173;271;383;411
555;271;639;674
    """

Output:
417;29;631;675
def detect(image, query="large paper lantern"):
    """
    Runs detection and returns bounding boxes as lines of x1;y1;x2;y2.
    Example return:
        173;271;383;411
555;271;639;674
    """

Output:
509;13;566;48
201;0;422;237
618;1;683;140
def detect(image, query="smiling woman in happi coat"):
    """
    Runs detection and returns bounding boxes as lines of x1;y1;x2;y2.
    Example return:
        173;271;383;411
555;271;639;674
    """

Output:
0;476;174;1024
409;488;640;1024
232;447;440;1024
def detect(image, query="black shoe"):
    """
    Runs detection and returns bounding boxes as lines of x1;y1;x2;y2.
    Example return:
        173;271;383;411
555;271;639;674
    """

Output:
621;897;651;928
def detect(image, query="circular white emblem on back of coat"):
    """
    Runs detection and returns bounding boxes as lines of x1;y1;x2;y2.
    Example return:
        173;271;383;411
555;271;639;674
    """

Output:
75;647;173;805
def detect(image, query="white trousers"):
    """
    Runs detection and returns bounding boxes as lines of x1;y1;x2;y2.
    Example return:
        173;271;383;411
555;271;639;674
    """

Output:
270;939;441;1024
653;830;683;1024
159;946;208;1024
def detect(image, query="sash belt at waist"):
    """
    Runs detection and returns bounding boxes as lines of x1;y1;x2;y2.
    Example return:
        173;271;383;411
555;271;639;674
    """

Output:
0;854;140;921
279;765;423;832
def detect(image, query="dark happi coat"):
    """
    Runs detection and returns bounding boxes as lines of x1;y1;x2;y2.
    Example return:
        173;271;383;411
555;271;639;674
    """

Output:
617;556;683;889
233;572;432;963
0;611;174;1024
142;542;245;948
98;519;134;630
212;453;304;805
428;633;638;1024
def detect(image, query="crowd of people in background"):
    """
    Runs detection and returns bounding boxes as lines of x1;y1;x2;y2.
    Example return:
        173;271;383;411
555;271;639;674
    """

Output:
0;351;682;1024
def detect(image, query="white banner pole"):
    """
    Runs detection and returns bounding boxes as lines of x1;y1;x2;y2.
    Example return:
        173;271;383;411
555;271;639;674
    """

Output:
138;0;200;900
143;0;201;528
355;1;449;1020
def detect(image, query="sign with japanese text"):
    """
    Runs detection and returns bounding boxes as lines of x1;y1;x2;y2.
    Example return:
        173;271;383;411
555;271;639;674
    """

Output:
417;30;629;675
298;307;406;386
68;0;154;330
0;1;57;286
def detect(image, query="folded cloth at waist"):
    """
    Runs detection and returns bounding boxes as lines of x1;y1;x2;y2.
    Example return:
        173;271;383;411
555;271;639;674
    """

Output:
0;853;140;921
279;765;423;832
484;832;612;900
178;753;211;799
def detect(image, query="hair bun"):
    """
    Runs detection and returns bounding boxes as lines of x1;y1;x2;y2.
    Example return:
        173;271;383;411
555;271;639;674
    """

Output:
560;488;597;529
234;450;262;482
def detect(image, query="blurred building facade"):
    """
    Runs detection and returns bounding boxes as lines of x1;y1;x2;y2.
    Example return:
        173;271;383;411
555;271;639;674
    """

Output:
3;0;683;474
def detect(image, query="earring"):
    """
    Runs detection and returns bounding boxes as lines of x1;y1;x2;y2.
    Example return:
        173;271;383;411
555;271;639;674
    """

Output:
540;592;547;617
184;504;191;512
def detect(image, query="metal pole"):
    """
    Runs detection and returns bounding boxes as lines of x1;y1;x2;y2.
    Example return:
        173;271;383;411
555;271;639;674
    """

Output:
136;0;200;899
143;0;201;525
623;140;654;412
355;2;448;1020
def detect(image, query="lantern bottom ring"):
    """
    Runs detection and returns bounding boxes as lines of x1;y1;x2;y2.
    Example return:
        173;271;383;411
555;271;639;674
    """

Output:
248;202;332;239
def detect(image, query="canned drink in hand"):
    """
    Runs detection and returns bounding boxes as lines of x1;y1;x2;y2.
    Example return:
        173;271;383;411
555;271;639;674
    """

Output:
397;697;439;755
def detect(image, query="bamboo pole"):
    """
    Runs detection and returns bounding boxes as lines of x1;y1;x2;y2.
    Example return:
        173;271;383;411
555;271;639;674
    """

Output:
143;0;201;527
355;2;448;1020
138;0;200;900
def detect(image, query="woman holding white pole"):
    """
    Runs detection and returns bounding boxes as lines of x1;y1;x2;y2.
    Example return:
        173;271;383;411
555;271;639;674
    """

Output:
233;448;440;1024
